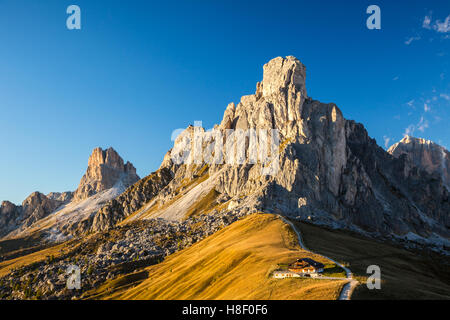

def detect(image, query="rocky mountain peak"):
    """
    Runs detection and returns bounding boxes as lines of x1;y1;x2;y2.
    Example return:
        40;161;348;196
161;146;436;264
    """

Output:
0;147;141;239
1;201;17;214
398;135;431;145
0;192;63;237
157;56;449;252
46;191;73;202
22;192;49;210
8;56;448;255
260;56;307;98
21;192;62;227
88;147;126;171
73;147;140;201
388;135;449;189
0;201;21;237
218;56;310;140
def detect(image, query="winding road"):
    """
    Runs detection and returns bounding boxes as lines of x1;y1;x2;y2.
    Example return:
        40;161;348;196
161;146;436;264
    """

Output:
281;217;359;300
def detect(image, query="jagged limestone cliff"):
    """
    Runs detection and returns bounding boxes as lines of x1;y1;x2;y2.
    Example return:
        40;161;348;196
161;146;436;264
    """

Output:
1;147;140;240
74;147;140;201
388;135;450;190
83;56;449;252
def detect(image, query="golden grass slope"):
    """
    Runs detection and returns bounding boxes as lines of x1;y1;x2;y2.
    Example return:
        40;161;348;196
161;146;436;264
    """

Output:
0;240;77;277
88;214;346;300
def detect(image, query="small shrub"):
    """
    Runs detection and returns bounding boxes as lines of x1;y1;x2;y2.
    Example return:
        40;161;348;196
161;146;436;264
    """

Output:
87;265;94;275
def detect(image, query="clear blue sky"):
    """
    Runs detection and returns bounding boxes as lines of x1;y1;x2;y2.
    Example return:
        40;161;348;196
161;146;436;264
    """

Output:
0;0;449;204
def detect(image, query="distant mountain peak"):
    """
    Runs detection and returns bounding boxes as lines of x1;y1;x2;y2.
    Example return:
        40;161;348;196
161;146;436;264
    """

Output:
3;57;449;255
389;136;449;189
260;56;307;99
398;135;433;145
148;55;449;252
73;147;140;201
0;146;141;239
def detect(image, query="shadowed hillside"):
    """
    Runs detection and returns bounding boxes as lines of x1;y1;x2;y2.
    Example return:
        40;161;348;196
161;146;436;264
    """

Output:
291;220;450;300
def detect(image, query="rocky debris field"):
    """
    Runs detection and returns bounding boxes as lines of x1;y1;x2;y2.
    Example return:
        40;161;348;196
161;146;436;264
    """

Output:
0;209;248;300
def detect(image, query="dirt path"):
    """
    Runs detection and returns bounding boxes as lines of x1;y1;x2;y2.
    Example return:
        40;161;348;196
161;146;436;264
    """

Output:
280;217;358;300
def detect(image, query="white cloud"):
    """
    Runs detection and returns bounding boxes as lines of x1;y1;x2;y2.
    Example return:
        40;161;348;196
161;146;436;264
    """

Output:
404;116;430;136
417;116;429;132
424;103;431;112
405;36;421;45
392;76;399;81
422;13;450;34
405;13;449;46
383;136;391;148
404;124;415;136
423;15;432;29
440;93;450;101
406;99;415;107
434;16;450;33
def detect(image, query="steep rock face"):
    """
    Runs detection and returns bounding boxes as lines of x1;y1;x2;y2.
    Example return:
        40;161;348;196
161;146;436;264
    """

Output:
0;201;22;238
161;56;350;218
21;192;62;227
17;56;447;253
47;192;74;202
84;167;173;233
153;56;449;251
73;147;140;201
0;192;64;237
388;136;450;189
1;148;140;240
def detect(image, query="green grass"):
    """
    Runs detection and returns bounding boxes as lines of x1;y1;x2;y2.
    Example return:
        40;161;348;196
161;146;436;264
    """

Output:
322;264;346;278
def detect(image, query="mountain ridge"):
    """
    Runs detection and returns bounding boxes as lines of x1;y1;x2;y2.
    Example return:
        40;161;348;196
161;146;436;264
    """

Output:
388;135;449;190
1;56;449;254
1;56;449;301
0;147;139;240
75;56;449;253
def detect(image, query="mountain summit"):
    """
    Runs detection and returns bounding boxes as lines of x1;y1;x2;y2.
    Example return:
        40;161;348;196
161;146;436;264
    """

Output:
83;56;449;253
0;147;139;240
2;56;448;253
1;56;449;301
74;147;139;201
388;135;450;189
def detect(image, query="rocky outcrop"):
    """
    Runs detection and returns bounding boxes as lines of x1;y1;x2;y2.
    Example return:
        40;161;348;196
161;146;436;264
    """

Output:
21;192;63;227
0;192;65;237
82;167;173;233
388;136;450;190
152;56;449;252
0;148;140;240
47;192;74;202
0;208;245;300
73;147;140;201
0;201;22;238
3;57;448;254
